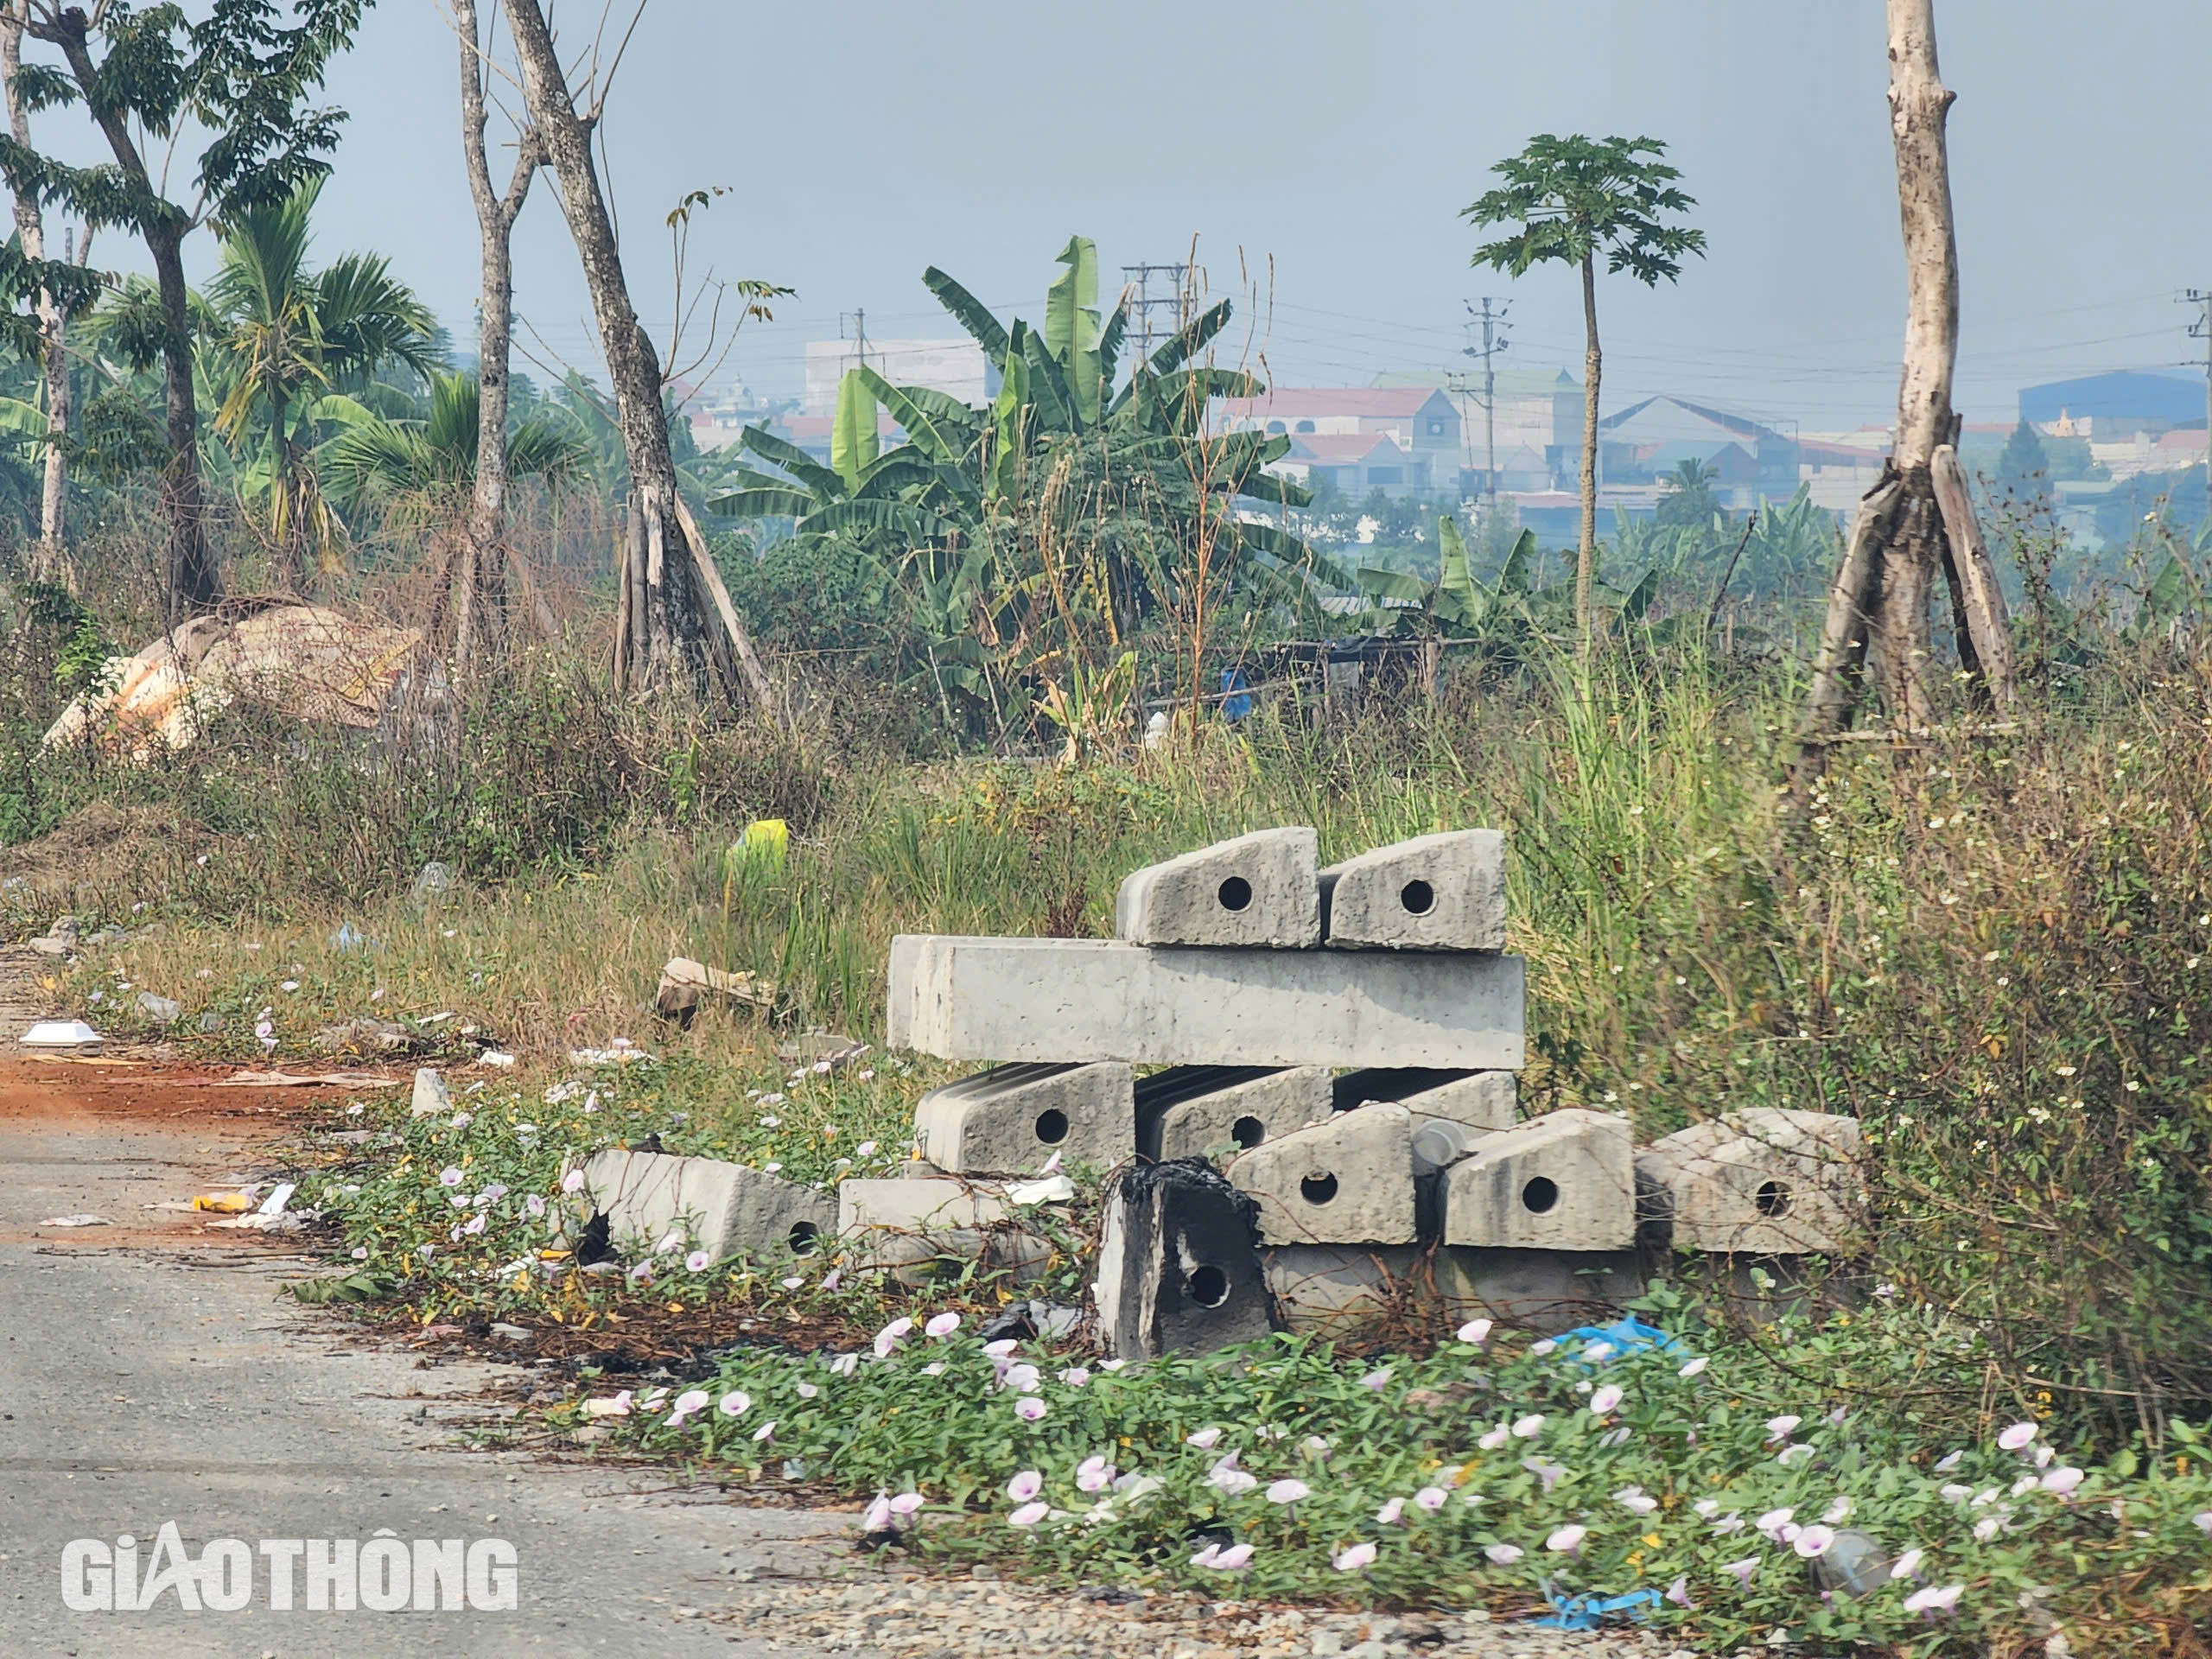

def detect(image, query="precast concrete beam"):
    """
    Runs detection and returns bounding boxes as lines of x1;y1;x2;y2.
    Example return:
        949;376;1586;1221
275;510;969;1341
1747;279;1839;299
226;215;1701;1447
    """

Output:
913;1062;1134;1176
1319;830;1506;950
887;936;1525;1069
1334;1067;1517;1133
1114;828;1321;947
1226;1103;1416;1245
1638;1107;1864;1255
1262;1243;1439;1338
579;1148;834;1265
1136;1065;1332;1163
1440;1108;1636;1250
1434;1245;1647;1335
1096;1160;1275;1361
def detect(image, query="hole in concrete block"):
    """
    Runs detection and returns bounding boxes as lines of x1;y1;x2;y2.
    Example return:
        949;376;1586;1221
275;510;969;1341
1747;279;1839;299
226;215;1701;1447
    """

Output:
1399;878;1436;915
1300;1172;1339;1205
1521;1175;1560;1214
1755;1179;1793;1218
788;1220;821;1254
1186;1263;1230;1307
1217;875;1253;912
1034;1109;1070;1145
1230;1116;1266;1149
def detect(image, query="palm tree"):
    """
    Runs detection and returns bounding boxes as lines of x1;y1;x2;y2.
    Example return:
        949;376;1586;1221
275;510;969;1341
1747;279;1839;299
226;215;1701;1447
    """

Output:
203;175;439;588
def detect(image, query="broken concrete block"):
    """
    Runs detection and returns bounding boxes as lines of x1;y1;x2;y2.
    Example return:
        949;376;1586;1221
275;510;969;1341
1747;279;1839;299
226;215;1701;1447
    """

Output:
913;1062;1134;1176
1137;1065;1332;1163
888;936;1525;1069
1440;1108;1636;1251
135;992;181;1026
1262;1244;1438;1338
410;1067;451;1119
1638;1108;1864;1255
1096;1160;1275;1361
836;1177;1007;1234
1320;829;1507;950
836;1177;1047;1288
581;1147;834;1263
1333;1068;1517;1133
1114;828;1320;947
1434;1245;1648;1335
1226;1103;1416;1245
655;957;777;1026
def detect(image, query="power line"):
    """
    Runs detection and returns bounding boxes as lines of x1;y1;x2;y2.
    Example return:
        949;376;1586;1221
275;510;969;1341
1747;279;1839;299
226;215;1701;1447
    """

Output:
1121;263;1190;358
1459;297;1509;505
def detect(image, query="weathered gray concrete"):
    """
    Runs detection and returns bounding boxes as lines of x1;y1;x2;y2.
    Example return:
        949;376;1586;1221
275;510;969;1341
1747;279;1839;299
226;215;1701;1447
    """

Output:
1440;1109;1636;1250
1226;1103;1416;1245
1114;828;1321;947
0;1052;853;1656
835;1177;1007;1234
579;1147;835;1264
1136;1065;1332;1163
1434;1245;1649;1334
1319;829;1507;950
1334;1067;1517;1132
1638;1107;1864;1255
833;1179;1050;1288
887;936;1526;1068
912;1062;1134;1176
1262;1244;1438;1338
409;1066;450;1118
1096;1161;1275;1360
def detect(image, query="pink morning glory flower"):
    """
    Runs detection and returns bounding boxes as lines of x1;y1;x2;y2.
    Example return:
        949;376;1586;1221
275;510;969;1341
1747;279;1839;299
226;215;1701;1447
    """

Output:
1413;1487;1448;1513
1722;1555;1759;1588
1013;1396;1047;1423
1332;1541;1376;1572
1793;1524;1836;1559
1484;1542;1522;1565
1679;1356;1709;1377
1904;1584;1963;1615
1265;1479;1310;1505
1186;1427;1223;1449
1076;1456;1116;1494
1211;1542;1253;1569
1997;1421;2038;1452
1589;1384;1624;1416
872;1317;913;1357
667;1389;709;1427
1006;1470;1042;1502
925;1312;961;1338
1545;1524;1587;1554
685;1250;710;1273
1457;1318;1492;1344
1890;1547;1925;1580
1007;1503;1048;1527
861;1491;893;1532
1510;1414;1545;1439
1376;1497;1406;1525
718;1390;749;1417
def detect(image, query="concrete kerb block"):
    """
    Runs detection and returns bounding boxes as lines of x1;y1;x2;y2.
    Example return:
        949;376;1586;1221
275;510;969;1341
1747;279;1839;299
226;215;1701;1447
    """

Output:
1440;1108;1636;1251
580;1148;834;1265
887;935;1526;1069
913;1063;1135;1177
1262;1244;1438;1338
1319;829;1506;950
1334;1068;1517;1135
1096;1160;1275;1361
1114;828;1321;947
1227;1103;1416;1245
1137;1066;1332;1164
836;1178;1045;1289
1638;1107;1865;1255
1434;1245;1647;1336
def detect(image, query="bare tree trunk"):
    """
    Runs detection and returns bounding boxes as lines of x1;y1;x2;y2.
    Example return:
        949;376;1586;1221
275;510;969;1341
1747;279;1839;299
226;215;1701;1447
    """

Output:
1577;251;1600;655
504;0;775;712
1795;0;2013;784
3;2;70;582
45;16;219;622
452;0;542;688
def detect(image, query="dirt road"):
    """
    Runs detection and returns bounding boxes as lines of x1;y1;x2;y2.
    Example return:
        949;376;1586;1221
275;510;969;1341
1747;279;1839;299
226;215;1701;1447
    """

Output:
0;956;853;1656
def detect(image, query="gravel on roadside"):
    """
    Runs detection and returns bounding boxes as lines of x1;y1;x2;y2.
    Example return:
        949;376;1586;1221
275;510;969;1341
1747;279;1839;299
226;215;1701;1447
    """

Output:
701;1571;1694;1658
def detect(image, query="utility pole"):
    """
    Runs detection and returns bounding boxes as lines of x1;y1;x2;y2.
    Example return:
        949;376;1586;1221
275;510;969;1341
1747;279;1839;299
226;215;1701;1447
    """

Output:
1122;262;1190;358
841;307;871;374
1462;297;1510;506
2190;289;2212;502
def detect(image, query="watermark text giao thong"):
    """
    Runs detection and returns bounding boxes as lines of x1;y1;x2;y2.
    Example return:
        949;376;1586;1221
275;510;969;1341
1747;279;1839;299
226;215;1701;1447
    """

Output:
62;1522;518;1611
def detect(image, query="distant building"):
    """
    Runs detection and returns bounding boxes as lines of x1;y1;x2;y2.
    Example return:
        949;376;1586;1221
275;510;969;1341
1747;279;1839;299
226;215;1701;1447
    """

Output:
1369;367;1581;494
1598;396;1799;499
1219;386;1460;498
803;338;995;417
1268;432;1422;498
2019;371;2202;440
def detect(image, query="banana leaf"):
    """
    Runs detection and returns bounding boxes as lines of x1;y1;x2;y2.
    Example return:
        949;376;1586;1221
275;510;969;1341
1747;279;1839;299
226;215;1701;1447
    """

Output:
739;424;845;499
831;370;880;490
921;266;1010;359
1045;235;1102;427
709;485;815;518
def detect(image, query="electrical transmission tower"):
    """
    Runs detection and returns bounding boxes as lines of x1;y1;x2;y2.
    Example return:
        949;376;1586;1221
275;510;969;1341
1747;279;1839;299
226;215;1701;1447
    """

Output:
1122;263;1190;358
1461;298;1510;506
2189;289;2212;500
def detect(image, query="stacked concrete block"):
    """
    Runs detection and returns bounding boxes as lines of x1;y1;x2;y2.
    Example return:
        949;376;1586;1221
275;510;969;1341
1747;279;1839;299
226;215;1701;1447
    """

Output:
1114;828;1321;947
1136;1065;1332;1163
579;1148;834;1265
1439;1109;1637;1251
1226;1103;1417;1246
913;1062;1135;1175
1096;1160;1276;1360
1319;830;1507;951
1637;1108;1864;1255
1262;1244;1438;1338
1434;1245;1648;1337
834;1178;1052;1289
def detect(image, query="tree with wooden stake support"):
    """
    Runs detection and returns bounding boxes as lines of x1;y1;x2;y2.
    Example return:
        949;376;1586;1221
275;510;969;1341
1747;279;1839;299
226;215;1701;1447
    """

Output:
1795;0;2015;790
1465;135;1705;657
503;0;780;711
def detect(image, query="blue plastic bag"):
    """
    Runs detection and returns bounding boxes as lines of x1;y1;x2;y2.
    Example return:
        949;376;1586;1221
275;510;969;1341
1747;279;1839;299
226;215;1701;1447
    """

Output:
1531;1586;1660;1630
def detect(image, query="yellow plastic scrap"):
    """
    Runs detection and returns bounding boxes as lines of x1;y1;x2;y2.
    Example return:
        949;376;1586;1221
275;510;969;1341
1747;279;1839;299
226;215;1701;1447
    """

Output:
191;1192;254;1213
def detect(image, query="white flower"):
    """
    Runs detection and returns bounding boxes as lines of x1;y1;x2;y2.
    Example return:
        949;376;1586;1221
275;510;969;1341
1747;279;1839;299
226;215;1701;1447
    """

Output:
1544;1524;1586;1554
1997;1421;2038;1452
1823;1497;1852;1524
2042;1467;2084;1497
1484;1542;1523;1564
1457;1318;1492;1344
1589;1384;1624;1416
1510;1414;1544;1439
924;1312;961;1338
718;1391;750;1418
1764;1414;1802;1441
1375;1497;1406;1526
1186;1427;1223;1450
1413;1486;1448;1513
1013;1396;1047;1423
1208;1542;1253;1570
1615;1486;1658;1516
1974;1516;2003;1541
1007;1503;1048;1527
1076;1456;1116;1493
1332;1541;1376;1571
751;1421;776;1444
1793;1524;1835;1558
1903;1584;1963;1614
1478;1424;1510;1450
1265;1479;1310;1505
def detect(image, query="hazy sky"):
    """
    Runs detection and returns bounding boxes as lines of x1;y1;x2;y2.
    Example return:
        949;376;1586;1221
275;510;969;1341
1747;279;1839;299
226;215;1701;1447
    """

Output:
68;0;2212;429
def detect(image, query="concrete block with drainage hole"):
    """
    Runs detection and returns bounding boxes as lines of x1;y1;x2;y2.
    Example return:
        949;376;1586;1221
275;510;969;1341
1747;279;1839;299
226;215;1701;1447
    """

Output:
1333;1067;1517;1135
1262;1243;1438;1338
579;1147;833;1265
912;1062;1134;1176
1439;1108;1636;1250
1136;1065;1332;1164
1637;1108;1863;1255
1096;1159;1275;1360
1225;1103;1416;1245
887;936;1525;1068
1434;1245;1648;1335
1114;827;1321;947
1319;829;1506;950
